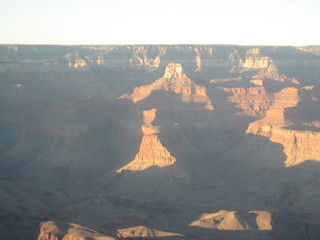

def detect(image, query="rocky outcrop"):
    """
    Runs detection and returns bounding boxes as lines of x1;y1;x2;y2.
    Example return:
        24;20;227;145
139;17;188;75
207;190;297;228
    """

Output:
122;45;164;71
194;47;202;71
37;221;115;240
250;79;264;86
130;56;161;72
246;87;299;132
189;210;272;230
222;87;273;117
231;48;271;73
120;63;214;110
116;225;183;238
64;53;87;68
116;135;176;172
298;46;320;56
231;48;300;84
246;87;320;166
243;48;271;70
116;109;176;172
252;64;300;84
2;45;320;75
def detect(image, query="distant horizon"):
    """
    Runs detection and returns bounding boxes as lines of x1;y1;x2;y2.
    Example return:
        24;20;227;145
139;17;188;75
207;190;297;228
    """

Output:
0;43;319;47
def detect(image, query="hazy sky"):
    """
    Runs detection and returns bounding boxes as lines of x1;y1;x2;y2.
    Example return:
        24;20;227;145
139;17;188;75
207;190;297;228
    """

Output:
1;0;319;46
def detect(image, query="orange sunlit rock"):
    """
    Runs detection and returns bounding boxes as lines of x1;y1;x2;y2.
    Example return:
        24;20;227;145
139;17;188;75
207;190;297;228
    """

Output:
246;87;320;166
116;135;176;173
119;63;213;110
189;210;272;230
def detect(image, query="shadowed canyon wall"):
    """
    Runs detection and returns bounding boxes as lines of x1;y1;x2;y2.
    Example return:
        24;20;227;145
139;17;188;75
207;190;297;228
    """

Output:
1;44;320;240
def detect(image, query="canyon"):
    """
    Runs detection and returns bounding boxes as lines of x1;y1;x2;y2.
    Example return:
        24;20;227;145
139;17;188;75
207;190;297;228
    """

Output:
0;44;320;240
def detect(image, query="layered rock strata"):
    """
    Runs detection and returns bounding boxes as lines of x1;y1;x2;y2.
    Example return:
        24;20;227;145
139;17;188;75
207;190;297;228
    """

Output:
116;225;183;238
189;210;272;230
222;87;273;117
231;48;300;84
116;109;176;172
120;63;214;110
246;87;320;166
37;221;115;240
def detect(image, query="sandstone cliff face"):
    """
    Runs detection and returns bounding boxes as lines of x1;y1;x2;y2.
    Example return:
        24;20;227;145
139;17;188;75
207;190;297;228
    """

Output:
194;47;202;72
231;48;300;84
37;221;115;240
222;87;273;117
231;48;271;73
120;63;214;110
1;45;320;79
116;225;183;238
246;87;320;166
116;109;176;172
252;64;300;84
130;55;161;72
116;135;176;172
189;210;272;230
243;48;271;70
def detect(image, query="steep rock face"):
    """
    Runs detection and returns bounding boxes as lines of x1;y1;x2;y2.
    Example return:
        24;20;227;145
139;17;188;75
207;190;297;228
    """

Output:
231;48;300;84
231;48;271;72
189;210;272;230
120;63;214;111
116;135;176;172
246;87;320;166
194;47;202;71
265;128;320;166
130;55;161;72
243;48;271;70
128;45;163;71
116;109;176;172
37;221;115;240
252;64;300;84
246;87;300;132
116;225;183;238
222;87;273;117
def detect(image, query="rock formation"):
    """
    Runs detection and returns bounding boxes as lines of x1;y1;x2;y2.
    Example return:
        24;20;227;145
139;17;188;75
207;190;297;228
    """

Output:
37;221;115;240
250;79;264;86
194;47;202;72
116;225;183;238
222;87;273;117
252;64;300;84
64;53;87;68
120;63;214;111
116;109;176;172
246;87;320;166
243;48;271;70
231;48;270;73
130;55;161;72
189;210;272;230
127;46;163;71
2;44;320;240
231;48;300;84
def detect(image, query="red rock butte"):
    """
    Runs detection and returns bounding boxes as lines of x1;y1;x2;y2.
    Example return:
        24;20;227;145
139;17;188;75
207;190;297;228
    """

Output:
119;63;214;111
117;109;176;173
